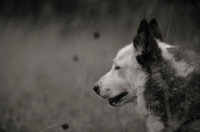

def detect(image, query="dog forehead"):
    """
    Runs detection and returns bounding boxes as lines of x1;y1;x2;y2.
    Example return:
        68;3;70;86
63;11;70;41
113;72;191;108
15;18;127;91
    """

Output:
114;44;133;62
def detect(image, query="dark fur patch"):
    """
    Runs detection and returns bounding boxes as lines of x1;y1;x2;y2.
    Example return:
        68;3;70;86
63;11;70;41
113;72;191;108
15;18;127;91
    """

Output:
143;47;200;131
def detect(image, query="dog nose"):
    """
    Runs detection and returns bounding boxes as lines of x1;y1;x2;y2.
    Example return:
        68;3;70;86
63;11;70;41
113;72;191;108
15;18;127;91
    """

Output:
93;85;100;95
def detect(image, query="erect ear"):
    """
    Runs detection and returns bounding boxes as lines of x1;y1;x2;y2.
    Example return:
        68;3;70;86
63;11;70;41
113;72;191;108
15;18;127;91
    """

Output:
133;19;159;66
149;18;163;41
133;19;149;52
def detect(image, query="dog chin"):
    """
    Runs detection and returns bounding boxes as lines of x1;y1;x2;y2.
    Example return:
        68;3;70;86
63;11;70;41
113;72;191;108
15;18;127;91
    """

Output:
108;100;127;107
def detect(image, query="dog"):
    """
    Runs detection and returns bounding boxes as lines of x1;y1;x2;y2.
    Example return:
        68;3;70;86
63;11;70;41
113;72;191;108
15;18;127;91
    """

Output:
93;18;200;132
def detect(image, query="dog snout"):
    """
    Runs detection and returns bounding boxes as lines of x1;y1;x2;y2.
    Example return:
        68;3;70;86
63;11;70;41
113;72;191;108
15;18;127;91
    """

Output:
93;84;100;95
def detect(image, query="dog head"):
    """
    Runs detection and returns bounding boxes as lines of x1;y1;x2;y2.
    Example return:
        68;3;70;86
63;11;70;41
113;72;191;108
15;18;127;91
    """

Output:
93;18;163;107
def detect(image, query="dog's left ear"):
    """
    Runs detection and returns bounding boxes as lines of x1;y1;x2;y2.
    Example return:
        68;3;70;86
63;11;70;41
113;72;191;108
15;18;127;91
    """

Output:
149;18;163;41
133;19;159;66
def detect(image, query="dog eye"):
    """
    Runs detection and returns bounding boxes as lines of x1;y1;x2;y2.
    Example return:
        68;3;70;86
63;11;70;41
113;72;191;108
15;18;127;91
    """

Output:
115;66;121;70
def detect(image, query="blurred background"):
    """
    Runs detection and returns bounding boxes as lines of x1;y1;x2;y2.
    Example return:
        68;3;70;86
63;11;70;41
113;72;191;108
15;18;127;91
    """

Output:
0;0;200;132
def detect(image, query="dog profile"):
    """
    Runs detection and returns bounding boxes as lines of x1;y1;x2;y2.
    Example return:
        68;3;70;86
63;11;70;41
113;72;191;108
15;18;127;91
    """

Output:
93;18;200;132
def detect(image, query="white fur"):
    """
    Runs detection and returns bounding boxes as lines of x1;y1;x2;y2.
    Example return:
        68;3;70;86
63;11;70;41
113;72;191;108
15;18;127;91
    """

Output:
135;92;148;116
96;43;148;108
147;115;164;132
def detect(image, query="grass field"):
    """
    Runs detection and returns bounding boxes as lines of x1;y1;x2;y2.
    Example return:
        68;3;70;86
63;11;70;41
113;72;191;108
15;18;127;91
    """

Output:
0;1;199;132
0;19;147;132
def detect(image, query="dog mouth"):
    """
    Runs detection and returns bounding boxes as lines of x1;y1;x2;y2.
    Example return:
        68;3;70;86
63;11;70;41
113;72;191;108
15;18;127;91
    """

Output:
108;91;128;106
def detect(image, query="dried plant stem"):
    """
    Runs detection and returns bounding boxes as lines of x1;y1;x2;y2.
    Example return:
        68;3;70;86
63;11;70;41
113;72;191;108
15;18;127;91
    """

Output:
166;4;174;41
39;123;63;132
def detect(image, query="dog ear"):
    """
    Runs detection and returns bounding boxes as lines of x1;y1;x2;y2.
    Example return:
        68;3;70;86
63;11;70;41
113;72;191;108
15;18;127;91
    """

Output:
133;19;159;66
133;19;149;52
149;18;163;41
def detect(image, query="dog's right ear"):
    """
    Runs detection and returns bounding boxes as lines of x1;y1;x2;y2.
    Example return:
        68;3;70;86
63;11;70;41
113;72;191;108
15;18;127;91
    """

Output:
149;18;163;41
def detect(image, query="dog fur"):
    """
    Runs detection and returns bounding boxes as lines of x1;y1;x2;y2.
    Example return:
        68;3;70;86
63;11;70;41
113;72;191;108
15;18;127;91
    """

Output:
94;18;200;132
